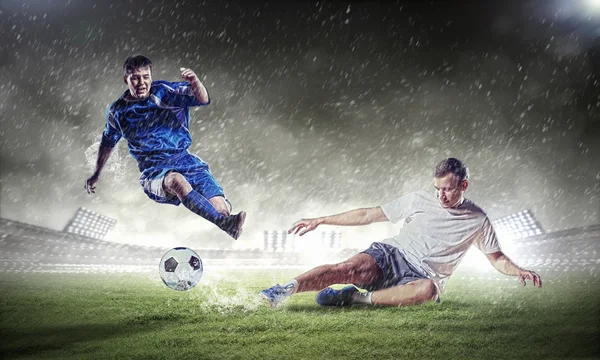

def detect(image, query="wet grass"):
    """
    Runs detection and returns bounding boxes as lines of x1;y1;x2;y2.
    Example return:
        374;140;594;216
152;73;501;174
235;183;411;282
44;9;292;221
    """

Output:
1;270;598;359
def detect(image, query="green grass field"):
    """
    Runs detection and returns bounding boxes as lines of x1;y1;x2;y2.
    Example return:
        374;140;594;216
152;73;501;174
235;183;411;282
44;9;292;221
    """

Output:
1;269;599;360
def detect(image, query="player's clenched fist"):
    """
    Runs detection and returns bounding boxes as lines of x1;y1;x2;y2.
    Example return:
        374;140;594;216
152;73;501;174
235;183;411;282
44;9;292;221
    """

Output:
180;67;198;82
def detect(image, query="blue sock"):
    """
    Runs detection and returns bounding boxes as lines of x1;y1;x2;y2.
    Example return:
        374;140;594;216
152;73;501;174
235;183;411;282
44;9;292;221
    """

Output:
181;190;226;227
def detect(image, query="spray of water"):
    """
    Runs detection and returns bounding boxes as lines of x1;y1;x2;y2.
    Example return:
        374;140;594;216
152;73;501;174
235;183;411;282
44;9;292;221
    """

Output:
196;271;265;314
84;141;127;183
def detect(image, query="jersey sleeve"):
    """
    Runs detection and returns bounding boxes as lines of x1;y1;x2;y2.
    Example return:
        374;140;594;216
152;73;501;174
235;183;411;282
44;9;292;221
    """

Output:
380;192;417;224
100;105;122;148
157;81;210;108
473;217;502;254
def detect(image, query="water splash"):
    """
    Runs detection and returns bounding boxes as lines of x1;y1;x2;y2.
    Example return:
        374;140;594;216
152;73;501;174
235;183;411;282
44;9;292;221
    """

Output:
84;141;127;183
196;273;264;314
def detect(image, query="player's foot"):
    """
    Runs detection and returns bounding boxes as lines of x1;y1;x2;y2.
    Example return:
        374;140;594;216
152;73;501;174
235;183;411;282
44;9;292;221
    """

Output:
260;284;290;308
221;211;246;240
316;285;359;306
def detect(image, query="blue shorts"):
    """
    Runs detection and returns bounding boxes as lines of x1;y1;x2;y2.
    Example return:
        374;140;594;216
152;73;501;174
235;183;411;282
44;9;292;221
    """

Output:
360;242;430;291
139;152;225;206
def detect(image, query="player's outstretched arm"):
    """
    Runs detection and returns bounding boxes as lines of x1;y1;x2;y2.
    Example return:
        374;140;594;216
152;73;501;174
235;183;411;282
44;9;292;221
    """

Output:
85;143;115;194
485;251;542;288
180;67;209;104
288;207;388;236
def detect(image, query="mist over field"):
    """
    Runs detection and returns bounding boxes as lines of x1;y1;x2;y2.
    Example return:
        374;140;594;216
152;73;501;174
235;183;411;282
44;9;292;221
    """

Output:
1;0;598;248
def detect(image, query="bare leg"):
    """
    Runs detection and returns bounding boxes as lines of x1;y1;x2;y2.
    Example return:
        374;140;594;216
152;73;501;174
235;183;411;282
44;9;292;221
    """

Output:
371;279;438;306
208;196;231;216
163;172;193;200
163;172;232;215
162;172;244;239
295;253;382;293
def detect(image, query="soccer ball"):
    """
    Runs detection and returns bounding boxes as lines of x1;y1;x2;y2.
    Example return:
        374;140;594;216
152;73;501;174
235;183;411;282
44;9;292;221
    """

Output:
159;247;203;291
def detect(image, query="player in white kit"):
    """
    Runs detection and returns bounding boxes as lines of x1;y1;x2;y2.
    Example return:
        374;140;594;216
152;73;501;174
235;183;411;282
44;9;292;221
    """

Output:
261;158;542;307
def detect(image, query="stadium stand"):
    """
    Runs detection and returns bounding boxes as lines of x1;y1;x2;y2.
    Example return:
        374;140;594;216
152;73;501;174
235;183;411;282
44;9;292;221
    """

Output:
0;217;598;275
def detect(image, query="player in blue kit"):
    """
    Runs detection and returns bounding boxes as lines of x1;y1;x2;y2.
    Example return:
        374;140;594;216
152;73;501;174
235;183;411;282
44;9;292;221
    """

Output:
85;55;245;239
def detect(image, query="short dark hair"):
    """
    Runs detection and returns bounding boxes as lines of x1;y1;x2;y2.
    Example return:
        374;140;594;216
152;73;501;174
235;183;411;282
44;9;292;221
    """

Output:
434;158;469;181
123;55;152;75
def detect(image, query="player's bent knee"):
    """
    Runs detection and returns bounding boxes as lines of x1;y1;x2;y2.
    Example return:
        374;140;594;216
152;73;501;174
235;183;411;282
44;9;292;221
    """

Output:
416;279;438;302
163;172;193;199
164;172;180;188
164;172;185;190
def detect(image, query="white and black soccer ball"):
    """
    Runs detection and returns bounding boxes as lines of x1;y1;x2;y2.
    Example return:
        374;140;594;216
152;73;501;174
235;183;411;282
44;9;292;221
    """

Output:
159;247;203;291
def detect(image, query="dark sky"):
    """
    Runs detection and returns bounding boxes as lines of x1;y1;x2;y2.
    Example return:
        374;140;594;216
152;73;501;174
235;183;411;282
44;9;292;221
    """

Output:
0;0;598;248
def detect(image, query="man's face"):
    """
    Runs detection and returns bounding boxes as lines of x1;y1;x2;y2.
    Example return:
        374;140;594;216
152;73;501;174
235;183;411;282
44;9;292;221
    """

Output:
433;173;468;208
124;67;152;99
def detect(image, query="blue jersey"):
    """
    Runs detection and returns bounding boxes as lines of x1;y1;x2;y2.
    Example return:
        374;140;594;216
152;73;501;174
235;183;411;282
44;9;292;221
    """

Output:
101;80;209;173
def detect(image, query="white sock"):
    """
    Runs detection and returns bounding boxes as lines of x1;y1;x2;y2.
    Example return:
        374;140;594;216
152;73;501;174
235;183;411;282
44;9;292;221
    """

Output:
351;291;372;305
283;279;298;295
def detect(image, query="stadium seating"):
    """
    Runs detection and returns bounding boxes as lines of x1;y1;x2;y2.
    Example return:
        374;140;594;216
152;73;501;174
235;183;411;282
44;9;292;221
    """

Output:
0;217;598;275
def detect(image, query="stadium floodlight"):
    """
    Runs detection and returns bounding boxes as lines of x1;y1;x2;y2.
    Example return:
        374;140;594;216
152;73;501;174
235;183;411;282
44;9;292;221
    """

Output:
63;207;117;240
460;210;544;271
491;210;544;242
264;230;286;253
321;230;342;249
585;0;600;10
263;230;343;253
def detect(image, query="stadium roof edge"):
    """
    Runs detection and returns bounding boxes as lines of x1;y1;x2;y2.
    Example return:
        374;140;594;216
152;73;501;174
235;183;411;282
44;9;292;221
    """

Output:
510;224;600;243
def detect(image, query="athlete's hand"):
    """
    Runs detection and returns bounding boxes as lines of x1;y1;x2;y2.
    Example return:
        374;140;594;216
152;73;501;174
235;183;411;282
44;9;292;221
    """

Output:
85;173;99;194
517;269;542;288
288;218;321;236
180;67;198;82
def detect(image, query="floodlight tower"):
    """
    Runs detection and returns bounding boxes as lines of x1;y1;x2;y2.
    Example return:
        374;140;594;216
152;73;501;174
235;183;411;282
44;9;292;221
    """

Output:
585;0;600;10
63;207;117;240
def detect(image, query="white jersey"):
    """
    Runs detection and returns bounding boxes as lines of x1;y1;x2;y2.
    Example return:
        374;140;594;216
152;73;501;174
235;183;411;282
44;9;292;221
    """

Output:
381;190;500;292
